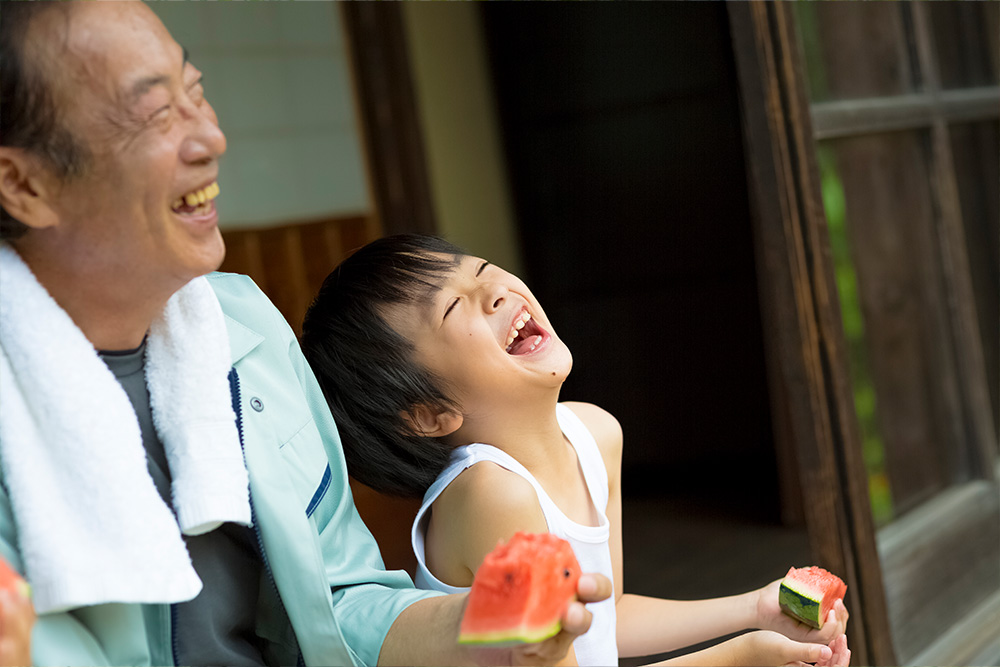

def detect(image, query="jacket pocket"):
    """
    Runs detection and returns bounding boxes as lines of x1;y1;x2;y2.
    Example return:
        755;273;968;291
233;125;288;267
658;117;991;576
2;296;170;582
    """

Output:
279;418;339;529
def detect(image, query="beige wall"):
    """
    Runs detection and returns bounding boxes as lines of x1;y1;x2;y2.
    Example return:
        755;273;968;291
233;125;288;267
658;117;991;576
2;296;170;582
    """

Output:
152;2;370;230
401;4;524;275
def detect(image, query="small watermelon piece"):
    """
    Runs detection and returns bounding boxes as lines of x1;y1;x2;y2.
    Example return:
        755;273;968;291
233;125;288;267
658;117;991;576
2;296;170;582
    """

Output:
458;532;581;646
778;566;846;629
0;558;30;600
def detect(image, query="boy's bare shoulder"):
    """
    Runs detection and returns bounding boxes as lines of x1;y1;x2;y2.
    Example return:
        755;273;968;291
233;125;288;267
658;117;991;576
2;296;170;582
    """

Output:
434;461;548;571
561;402;623;455
441;461;544;521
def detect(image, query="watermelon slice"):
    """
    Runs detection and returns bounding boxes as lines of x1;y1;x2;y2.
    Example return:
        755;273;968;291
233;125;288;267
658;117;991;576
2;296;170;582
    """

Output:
778;566;846;629
0;558;30;599
458;532;581;646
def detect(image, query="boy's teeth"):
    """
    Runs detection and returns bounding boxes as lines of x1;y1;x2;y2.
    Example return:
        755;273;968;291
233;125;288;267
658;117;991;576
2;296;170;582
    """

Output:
503;311;534;351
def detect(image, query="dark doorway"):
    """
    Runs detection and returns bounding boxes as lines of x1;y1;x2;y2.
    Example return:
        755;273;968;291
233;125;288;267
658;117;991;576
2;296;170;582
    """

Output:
480;6;809;658
481;4;780;517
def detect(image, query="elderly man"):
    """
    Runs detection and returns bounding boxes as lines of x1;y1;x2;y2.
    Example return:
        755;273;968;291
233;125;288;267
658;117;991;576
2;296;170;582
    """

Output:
0;2;609;665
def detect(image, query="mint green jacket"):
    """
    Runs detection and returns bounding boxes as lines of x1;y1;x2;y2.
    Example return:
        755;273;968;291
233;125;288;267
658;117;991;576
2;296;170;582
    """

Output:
0;273;436;666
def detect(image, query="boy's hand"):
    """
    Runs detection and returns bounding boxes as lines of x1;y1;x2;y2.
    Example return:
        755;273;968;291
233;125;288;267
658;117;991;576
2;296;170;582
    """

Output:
815;635;851;667
734;630;834;667
475;573;611;666
0;588;34;667
755;579;849;644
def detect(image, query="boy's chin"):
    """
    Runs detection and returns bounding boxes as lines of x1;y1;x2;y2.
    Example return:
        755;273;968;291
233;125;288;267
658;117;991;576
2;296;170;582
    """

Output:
544;349;573;385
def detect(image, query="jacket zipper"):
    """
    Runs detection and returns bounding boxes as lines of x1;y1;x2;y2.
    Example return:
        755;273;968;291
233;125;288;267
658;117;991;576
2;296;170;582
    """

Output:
170;602;180;666
228;368;304;666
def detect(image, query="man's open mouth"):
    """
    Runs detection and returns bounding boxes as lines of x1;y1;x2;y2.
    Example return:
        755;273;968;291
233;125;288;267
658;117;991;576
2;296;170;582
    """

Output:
171;182;220;215
504;308;545;355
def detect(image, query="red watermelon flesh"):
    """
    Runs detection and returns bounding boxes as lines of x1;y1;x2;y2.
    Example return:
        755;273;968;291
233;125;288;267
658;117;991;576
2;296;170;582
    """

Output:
778;566;846;629
458;532;581;646
0;558;30;599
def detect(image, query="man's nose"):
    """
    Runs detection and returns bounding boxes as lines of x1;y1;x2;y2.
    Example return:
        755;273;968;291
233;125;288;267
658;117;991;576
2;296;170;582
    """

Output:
180;103;227;165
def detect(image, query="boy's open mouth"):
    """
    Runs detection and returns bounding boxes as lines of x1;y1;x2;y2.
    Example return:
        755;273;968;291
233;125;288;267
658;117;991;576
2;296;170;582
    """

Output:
504;308;545;355
171;181;220;216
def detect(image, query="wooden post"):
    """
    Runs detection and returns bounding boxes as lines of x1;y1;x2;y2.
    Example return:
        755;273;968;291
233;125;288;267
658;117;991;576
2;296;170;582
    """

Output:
727;4;897;664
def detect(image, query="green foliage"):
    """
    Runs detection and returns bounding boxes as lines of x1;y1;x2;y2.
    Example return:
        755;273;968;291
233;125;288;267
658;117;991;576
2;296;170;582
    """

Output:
819;146;894;527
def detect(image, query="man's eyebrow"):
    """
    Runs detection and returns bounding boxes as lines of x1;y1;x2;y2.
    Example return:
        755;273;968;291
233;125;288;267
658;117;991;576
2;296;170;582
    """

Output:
126;48;189;104
476;261;490;276
127;74;169;104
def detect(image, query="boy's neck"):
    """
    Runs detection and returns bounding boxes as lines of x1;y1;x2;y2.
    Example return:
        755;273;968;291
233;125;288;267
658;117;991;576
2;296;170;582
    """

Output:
449;390;571;474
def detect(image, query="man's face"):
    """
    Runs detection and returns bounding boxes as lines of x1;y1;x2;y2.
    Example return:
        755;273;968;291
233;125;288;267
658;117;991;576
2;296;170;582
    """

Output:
388;255;573;416
34;1;227;291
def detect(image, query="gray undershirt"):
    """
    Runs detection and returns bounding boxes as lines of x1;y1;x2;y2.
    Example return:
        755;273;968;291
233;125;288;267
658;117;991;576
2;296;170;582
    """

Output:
100;341;265;667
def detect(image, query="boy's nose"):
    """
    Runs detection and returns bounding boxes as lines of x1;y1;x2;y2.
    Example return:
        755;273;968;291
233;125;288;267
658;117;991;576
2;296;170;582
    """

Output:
482;283;506;312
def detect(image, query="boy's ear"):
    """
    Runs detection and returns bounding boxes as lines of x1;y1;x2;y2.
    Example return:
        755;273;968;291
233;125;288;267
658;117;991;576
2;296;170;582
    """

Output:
0;148;62;231
402;404;463;438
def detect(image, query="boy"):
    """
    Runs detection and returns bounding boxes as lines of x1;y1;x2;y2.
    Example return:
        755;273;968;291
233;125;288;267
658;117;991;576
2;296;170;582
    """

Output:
302;234;849;666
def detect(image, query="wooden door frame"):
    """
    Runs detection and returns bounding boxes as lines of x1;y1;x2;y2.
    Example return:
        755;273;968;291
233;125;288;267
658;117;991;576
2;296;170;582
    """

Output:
340;2;437;237
727;4;896;665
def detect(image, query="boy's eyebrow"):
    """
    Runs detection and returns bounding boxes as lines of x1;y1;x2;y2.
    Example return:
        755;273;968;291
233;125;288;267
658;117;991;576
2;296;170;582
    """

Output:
476;261;490;276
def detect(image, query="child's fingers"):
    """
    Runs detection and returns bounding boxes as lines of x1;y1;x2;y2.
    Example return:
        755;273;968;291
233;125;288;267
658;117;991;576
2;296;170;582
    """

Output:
811;642;834;664
815;634;851;667
829;634;851;667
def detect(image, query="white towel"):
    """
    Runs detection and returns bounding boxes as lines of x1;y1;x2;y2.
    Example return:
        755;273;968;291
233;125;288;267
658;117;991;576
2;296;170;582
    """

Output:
0;243;251;614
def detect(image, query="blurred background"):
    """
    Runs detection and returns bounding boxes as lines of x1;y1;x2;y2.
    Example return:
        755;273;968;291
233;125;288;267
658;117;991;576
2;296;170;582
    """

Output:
150;3;998;665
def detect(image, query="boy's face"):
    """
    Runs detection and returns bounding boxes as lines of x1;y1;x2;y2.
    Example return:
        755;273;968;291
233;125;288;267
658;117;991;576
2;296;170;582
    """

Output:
387;255;573;415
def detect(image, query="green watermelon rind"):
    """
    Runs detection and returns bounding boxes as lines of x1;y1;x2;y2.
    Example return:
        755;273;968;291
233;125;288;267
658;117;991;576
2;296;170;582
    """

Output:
457;617;562;647
778;580;823;629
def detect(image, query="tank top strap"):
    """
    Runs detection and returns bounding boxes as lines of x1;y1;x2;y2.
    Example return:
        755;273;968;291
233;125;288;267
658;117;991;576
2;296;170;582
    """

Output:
456;444;568;528
555;403;610;512
410;443;567;592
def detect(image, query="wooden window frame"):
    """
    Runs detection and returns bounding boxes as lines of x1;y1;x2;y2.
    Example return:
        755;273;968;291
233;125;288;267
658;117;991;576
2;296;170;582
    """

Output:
729;3;999;665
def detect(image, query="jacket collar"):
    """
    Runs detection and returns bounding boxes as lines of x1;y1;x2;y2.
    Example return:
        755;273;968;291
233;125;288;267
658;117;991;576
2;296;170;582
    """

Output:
223;313;265;366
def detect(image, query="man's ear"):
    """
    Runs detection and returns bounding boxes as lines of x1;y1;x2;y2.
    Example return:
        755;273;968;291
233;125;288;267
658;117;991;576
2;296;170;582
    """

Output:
402;404;464;438
0;148;61;231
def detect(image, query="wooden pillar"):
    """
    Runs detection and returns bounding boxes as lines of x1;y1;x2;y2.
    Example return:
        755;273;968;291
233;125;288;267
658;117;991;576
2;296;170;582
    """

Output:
727;4;896;664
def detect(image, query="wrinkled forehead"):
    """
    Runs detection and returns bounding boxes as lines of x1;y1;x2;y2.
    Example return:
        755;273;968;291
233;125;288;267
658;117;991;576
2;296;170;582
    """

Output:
29;2;181;112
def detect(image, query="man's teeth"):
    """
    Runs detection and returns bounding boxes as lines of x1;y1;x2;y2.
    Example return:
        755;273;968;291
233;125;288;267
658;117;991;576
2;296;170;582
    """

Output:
505;311;533;350
172;182;220;211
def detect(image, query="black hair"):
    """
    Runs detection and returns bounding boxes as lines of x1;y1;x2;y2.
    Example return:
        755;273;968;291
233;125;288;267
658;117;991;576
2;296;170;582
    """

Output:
1;1;90;239
302;234;468;498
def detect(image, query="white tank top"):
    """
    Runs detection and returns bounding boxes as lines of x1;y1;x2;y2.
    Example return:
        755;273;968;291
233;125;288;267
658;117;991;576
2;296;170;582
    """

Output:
411;403;618;667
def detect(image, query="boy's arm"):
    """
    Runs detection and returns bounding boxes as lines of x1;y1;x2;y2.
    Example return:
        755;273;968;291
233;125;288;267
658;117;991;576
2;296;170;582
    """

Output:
645;630;839;667
615;592;759;657
560;403;850;659
402;455;584;666
614;584;848;657
430;461;551;586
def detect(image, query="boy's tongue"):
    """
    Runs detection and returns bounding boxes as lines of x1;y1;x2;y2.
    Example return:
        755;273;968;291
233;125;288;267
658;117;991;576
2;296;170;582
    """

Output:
508;334;540;355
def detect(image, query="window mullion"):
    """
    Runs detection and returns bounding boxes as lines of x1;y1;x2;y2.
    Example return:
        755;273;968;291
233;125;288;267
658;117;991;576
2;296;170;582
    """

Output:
910;1;998;480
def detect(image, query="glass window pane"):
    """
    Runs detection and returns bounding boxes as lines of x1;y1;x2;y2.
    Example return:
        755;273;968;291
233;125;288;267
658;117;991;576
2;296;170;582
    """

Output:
794;3;915;103
819;144;893;525
930;3;1000;89
820;130;977;519
950;121;1000;444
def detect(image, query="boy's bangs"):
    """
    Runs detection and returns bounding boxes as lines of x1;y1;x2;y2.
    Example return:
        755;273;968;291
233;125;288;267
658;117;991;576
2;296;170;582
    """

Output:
380;251;462;307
